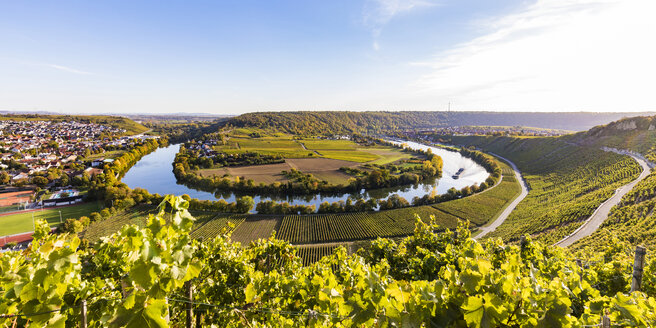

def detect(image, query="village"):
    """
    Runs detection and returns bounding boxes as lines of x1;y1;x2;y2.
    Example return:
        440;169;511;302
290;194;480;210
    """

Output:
402;125;570;138
0;120;155;207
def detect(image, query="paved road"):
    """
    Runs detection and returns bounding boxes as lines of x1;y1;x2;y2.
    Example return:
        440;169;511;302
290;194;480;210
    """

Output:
474;154;529;239
555;154;652;247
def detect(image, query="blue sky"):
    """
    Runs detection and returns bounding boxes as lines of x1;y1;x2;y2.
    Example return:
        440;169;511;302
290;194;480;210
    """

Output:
1;0;654;114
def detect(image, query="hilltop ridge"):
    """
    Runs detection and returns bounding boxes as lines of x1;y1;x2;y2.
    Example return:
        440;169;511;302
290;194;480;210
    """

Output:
225;111;655;134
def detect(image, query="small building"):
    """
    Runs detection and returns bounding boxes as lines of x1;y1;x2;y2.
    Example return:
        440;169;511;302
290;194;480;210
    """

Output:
91;158;105;167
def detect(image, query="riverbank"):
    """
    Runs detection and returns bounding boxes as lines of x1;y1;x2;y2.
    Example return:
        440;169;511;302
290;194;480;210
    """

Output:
121;140;491;213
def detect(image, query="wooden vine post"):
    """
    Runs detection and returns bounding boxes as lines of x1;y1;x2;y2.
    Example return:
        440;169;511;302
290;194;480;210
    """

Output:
186;281;193;328
631;245;647;292
600;314;611;328
519;235;527;247
81;300;88;328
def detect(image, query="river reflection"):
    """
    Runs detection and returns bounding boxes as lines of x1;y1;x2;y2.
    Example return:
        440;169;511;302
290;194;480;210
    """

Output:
121;141;489;212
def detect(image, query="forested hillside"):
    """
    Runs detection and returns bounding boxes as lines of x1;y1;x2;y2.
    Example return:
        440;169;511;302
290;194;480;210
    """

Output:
440;135;641;244
225;111;654;134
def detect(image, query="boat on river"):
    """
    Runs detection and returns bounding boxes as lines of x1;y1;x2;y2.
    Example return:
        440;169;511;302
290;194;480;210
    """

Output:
452;168;465;179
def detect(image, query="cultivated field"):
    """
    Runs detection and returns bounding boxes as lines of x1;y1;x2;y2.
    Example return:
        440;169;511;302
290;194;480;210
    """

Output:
201;134;416;185
198;158;361;184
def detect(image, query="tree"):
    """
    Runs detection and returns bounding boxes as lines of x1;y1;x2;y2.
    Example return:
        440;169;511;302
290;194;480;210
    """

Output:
31;176;49;188
0;171;9;185
236;196;255;213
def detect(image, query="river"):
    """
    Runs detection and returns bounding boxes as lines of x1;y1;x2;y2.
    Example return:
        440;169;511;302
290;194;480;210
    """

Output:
121;141;489;211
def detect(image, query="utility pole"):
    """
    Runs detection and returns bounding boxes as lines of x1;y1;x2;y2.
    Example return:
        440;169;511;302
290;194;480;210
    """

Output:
59;210;63;224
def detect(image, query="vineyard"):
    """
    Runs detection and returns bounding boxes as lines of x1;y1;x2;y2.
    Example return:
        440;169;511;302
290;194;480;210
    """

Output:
277;211;421;244
77;157;521;248
81;204;155;242
2;196;656;327
572;147;656;251
228;216;281;244
189;213;246;240
447;135;642;244
296;244;342;265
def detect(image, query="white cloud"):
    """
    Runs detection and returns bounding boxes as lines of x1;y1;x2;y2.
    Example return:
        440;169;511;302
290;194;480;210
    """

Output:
412;0;656;111
47;64;91;75
363;0;437;50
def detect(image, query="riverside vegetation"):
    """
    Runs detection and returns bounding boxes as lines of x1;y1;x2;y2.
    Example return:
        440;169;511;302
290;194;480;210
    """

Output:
172;133;444;196
1;196;655;327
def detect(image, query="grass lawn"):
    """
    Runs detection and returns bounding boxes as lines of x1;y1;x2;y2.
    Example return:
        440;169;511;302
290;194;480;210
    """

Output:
0;202;104;236
311;171;353;185
236;137;303;150
364;148;414;165
0;204;24;214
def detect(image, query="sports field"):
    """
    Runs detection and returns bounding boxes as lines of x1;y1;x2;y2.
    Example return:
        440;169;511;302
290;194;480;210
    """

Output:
0;190;33;207
0;202;104;236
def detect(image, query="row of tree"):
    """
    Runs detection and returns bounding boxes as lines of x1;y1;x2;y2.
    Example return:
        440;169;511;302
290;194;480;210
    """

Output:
173;140;443;196
255;200;316;215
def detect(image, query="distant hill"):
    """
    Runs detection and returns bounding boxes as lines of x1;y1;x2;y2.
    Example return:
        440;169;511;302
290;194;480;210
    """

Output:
225;111;655;134
566;115;656;153
0;114;149;135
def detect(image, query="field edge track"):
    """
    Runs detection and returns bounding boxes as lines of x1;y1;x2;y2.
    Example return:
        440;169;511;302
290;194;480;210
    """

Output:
473;153;528;239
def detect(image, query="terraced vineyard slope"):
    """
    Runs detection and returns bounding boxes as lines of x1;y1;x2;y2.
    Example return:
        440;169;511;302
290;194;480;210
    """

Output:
443;135;641;244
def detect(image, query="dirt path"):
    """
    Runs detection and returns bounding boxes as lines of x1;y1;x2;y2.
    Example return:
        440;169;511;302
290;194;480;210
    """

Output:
554;153;651;247
474;153;529;239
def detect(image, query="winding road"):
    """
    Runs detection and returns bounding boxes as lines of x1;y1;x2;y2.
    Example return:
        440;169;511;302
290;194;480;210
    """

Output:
474;154;529;239
555;153;652;247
